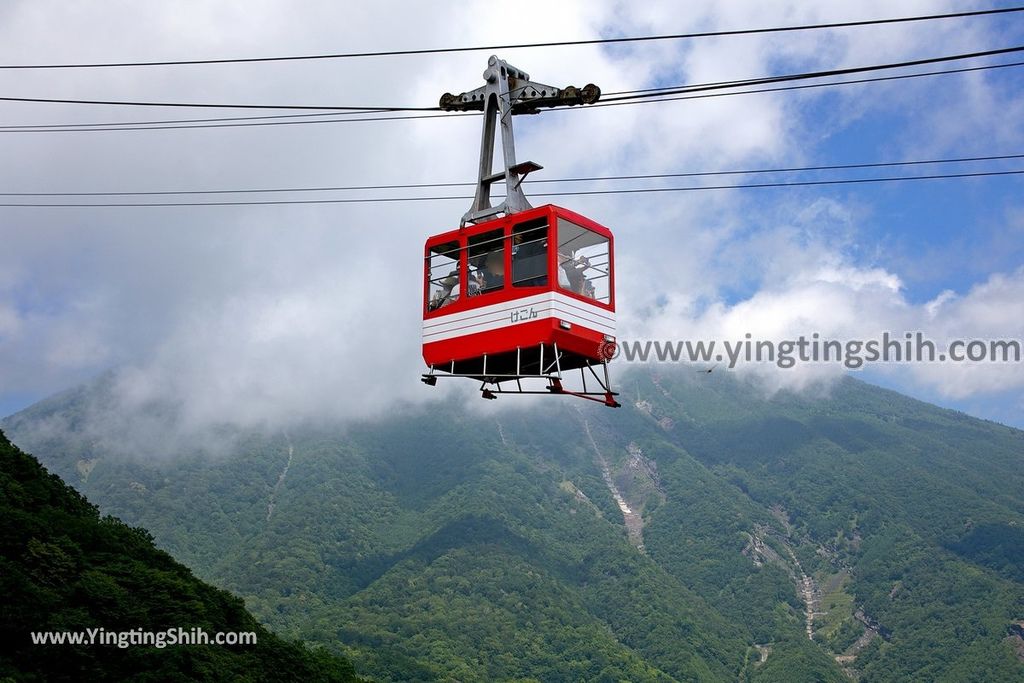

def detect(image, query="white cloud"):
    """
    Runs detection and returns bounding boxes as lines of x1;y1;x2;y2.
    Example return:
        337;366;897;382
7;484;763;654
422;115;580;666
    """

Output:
1;0;1022;437
623;254;1024;399
906;266;1024;397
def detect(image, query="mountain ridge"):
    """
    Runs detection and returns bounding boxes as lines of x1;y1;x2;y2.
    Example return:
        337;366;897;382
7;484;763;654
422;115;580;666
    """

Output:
4;369;1023;681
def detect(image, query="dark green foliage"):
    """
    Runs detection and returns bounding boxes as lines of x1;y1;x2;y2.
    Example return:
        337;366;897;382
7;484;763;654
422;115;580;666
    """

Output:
605;371;1024;682
746;638;848;682
5;368;1024;681
5;397;755;681
0;430;360;682
949;523;1024;582
849;526;1023;682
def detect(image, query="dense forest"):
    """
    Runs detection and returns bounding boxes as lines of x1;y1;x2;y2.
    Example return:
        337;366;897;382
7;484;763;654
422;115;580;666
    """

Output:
4;368;1023;681
0;430;361;682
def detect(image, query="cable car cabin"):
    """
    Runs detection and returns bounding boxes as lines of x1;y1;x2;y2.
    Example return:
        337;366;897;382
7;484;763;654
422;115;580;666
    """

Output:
422;204;617;404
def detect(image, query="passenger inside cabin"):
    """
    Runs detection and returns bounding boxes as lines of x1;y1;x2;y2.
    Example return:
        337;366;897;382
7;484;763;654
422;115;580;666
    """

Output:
426;239;462;312
512;225;548;287
559;252;589;295
479;250;504;292
466;228;504;296
429;270;459;310
557;263;571;289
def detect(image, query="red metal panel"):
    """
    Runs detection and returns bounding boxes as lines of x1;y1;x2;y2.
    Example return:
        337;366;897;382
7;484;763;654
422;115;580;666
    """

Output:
422;204;614;369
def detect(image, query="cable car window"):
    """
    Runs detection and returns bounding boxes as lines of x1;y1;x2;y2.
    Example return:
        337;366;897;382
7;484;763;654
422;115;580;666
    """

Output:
557;218;611;304
468;229;505;295
426;240;461;312
512;218;549;287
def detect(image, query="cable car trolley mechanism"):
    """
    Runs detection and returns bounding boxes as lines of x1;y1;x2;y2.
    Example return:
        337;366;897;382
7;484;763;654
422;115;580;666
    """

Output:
422;56;619;407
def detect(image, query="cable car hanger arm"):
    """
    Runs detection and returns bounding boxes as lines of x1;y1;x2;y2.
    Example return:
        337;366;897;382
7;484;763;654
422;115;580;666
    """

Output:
440;55;601;225
439;72;600;115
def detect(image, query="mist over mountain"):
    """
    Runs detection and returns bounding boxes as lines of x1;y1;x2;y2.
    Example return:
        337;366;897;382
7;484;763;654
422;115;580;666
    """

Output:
4;366;1023;681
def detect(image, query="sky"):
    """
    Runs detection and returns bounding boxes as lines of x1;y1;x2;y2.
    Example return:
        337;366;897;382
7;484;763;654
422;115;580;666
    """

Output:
1;0;1023;441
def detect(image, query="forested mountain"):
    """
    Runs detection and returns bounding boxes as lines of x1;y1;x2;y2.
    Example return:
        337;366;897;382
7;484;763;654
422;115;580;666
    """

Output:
0;430;361;682
4;368;1023;681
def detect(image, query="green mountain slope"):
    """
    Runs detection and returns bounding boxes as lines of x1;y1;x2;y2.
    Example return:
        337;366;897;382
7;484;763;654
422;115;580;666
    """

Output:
600;370;1024;682
0;429;360;683
5;368;1023;681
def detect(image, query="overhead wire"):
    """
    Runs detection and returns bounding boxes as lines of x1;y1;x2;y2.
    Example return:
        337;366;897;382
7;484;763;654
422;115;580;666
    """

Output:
600;57;1023;98
597;45;1024;102
0;110;371;130
3;153;1021;197
2;169;1022;208
0;6;1019;69
0;94;434;112
0;111;468;132
589;59;1024;109
3;55;1023;133
1;44;1021;112
0;11;1019;209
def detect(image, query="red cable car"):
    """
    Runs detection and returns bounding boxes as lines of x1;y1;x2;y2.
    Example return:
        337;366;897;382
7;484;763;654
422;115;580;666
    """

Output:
421;56;619;406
